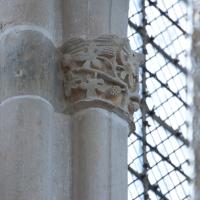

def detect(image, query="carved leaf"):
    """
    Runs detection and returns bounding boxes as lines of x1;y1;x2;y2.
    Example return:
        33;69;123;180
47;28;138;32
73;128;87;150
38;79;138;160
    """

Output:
129;74;135;88
83;60;91;68
121;71;127;80
92;58;103;69
80;78;105;97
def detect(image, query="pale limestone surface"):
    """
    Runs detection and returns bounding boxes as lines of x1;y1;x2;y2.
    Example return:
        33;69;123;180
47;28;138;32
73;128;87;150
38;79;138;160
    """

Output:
0;0;63;46
61;35;143;118
188;1;200;198
60;34;142;200
0;97;53;200
192;3;200;198
72;108;129;200
63;0;129;40
0;97;72;200
0;0;129;45
51;113;71;200
0;0;134;199
0;30;66;111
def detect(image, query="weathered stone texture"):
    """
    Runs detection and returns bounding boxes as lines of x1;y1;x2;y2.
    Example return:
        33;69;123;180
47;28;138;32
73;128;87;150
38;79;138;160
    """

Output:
71;108;129;200
60;35;143;200
51;113;72;200
0;97;53;200
63;0;129;40
61;35;144;118
192;1;200;198
0;30;65;110
0;0;137;199
0;0;63;45
192;32;200;200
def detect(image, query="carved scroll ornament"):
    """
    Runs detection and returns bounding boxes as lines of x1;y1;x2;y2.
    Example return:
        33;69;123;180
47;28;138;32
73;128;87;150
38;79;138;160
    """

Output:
61;35;144;117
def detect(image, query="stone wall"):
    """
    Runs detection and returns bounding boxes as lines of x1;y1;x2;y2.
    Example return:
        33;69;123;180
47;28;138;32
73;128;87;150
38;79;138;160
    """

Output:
192;1;200;199
0;1;143;199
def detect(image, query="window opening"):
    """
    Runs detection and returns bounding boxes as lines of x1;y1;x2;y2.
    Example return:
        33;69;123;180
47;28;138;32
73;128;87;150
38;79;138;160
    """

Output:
128;0;192;199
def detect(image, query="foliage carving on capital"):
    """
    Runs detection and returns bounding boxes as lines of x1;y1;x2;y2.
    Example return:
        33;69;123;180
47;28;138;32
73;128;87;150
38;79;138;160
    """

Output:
61;35;144;115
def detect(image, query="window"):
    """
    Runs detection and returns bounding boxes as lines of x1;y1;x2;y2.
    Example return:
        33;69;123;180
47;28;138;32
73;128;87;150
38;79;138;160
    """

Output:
128;0;192;199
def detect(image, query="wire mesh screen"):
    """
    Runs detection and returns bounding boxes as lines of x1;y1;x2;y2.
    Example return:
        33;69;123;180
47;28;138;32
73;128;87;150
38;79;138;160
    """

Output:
127;0;192;199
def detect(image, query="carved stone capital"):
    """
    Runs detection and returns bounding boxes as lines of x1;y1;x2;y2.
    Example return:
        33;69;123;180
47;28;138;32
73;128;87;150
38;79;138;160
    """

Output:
61;35;144;118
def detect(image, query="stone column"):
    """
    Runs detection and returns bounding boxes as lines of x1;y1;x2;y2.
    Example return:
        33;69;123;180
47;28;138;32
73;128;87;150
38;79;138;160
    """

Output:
61;36;143;200
63;0;129;40
192;1;200;199
0;0;143;200
61;1;139;199
0;1;70;199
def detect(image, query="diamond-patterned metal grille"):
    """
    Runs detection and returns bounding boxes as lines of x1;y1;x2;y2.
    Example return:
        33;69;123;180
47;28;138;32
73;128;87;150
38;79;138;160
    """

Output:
128;0;192;199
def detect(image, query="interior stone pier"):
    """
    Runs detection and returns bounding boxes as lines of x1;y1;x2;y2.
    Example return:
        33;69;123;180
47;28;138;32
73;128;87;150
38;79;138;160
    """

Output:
192;1;200;199
0;0;143;199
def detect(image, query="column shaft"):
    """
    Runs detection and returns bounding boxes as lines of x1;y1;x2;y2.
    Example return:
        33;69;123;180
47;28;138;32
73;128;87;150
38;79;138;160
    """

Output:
72;108;129;200
0;0;63;46
61;35;143;199
0;97;53;200
63;0;129;40
192;1;200;198
0;1;143;200
0;1;67;199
